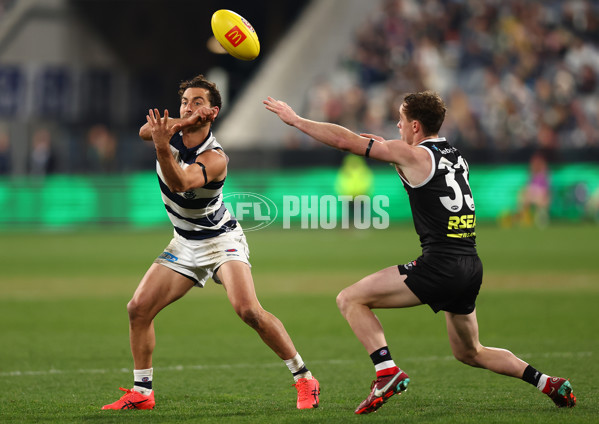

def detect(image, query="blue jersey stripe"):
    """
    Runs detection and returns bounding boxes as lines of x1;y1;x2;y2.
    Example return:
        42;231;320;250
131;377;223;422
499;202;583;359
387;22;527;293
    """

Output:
174;219;237;240
165;203;227;227
171;132;213;164
158;177;219;209
203;179;225;190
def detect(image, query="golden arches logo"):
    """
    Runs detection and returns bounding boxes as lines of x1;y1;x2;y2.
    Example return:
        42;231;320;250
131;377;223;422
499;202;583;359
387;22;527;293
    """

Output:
224;26;247;47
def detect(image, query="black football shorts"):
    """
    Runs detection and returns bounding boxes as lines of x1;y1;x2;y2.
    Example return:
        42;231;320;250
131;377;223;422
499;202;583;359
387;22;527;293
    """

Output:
398;253;483;314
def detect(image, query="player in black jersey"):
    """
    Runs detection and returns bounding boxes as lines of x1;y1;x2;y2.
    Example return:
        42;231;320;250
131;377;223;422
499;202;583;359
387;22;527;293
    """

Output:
264;91;575;414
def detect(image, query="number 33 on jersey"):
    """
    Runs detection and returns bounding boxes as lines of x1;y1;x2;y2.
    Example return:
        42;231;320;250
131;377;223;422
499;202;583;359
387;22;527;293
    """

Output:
397;138;477;255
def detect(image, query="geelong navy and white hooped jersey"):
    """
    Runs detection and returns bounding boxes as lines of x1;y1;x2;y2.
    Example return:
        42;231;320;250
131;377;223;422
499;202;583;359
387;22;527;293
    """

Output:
397;137;477;255
157;131;237;240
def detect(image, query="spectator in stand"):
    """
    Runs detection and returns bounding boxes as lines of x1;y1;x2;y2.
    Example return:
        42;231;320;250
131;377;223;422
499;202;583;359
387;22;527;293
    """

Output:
301;0;599;152
86;124;117;173
0;127;10;174
29;128;55;175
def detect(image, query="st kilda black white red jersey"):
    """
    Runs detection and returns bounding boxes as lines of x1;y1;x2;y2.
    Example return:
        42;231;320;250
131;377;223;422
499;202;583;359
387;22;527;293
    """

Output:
156;131;237;240
396;137;478;256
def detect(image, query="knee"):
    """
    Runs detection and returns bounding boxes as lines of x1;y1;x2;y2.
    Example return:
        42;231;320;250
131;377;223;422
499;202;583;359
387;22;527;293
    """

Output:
127;297;147;322
336;288;362;317
453;347;480;367
236;305;263;329
337;279;371;315
127;298;138;318
336;289;349;315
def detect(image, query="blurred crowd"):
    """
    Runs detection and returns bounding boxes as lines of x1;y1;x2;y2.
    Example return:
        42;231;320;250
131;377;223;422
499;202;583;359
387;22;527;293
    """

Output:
0;123;123;176
1;0;598;177
296;0;599;152
0;0;15;20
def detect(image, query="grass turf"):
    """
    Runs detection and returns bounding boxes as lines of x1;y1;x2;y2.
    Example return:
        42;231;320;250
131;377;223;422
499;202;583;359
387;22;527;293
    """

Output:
0;223;598;423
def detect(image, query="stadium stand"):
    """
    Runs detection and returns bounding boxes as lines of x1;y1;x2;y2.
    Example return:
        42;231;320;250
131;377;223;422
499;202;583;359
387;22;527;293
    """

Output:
294;0;599;154
0;0;597;175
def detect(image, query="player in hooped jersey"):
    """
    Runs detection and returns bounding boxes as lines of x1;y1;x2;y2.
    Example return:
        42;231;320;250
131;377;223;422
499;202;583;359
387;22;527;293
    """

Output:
102;75;319;411
264;91;575;414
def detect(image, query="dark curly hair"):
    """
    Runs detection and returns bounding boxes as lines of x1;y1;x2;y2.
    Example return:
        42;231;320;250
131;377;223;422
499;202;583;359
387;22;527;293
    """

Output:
402;91;446;136
178;74;222;111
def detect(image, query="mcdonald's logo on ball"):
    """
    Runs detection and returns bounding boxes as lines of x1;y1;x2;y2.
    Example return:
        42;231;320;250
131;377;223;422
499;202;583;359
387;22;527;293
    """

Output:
225;26;247;47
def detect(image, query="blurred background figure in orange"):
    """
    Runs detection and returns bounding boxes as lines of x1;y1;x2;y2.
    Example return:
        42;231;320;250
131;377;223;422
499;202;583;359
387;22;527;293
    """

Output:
517;151;551;227
0;126;10;174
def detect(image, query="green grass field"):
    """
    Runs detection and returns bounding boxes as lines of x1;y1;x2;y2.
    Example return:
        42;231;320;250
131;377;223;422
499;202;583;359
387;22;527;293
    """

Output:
1;223;598;423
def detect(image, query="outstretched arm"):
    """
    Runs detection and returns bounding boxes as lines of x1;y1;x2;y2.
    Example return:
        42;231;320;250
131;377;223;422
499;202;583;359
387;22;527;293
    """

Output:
139;106;217;141
263;96;375;156
263;96;417;165
263;96;431;184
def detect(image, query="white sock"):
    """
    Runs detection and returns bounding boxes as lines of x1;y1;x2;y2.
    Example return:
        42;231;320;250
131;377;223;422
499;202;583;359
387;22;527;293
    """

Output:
375;360;397;373
133;368;153;395
293;370;313;382
284;353;312;382
536;374;549;391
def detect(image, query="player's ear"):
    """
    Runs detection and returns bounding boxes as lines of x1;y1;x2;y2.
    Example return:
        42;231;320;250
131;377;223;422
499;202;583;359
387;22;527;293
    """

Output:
212;106;220;120
412;119;420;133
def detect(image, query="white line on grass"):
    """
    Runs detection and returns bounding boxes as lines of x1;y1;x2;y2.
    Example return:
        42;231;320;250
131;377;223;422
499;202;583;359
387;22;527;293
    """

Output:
0;351;591;378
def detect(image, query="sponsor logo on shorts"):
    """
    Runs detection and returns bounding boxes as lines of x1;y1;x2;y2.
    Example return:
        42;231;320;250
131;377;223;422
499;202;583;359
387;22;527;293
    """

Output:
403;260;417;270
158;252;178;263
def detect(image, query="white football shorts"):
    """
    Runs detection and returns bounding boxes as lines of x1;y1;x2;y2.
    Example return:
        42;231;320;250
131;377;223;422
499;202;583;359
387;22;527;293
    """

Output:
154;225;251;287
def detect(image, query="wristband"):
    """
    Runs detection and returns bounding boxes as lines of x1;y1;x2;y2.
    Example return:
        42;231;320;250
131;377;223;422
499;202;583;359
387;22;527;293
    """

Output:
365;138;374;158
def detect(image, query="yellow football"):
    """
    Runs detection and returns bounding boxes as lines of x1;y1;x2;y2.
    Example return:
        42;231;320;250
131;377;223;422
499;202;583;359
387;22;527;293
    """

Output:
211;10;260;61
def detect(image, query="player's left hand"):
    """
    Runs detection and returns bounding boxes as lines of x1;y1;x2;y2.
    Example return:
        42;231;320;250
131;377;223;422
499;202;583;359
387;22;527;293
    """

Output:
263;97;299;126
147;108;176;150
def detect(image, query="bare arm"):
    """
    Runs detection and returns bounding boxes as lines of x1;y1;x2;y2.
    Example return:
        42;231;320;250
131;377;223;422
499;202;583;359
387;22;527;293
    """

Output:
263;97;373;155
263;96;425;171
158;148;226;193
146;109;226;192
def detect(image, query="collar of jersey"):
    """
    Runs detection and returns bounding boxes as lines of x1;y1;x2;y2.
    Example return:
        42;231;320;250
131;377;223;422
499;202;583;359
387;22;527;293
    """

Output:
418;136;446;145
172;131;214;164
